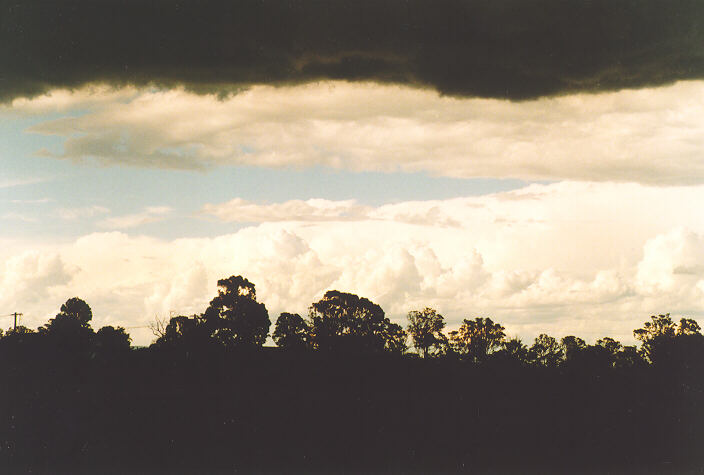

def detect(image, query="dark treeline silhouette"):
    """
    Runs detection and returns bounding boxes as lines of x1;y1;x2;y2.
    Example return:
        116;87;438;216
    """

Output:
0;275;702;473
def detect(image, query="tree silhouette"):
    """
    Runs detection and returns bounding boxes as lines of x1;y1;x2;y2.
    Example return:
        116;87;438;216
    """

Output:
448;317;505;362
596;337;622;365
42;297;93;331
39;297;94;352
561;335;586;362
5;325;33;336
562;336;615;372
634;314;676;344
677;318;702;336
153;314;210;349
60;297;93;324
0;296;702;472
2;325;34;342
528;334;564;367
91;325;131;358
203;276;270;348
634;314;703;365
148;315;169;340
381;320;408;354
308;290;405;353
272;312;310;350
613;345;643;369
494;336;529;364
406;307;447;358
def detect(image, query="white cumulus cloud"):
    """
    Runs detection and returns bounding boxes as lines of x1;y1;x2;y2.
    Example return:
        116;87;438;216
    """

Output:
1;182;703;346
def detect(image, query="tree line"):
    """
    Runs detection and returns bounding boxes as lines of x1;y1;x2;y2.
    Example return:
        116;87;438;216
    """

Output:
1;274;703;472
5;274;702;370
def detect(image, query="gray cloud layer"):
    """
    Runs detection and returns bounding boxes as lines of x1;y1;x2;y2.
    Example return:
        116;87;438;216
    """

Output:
2;0;704;101
21;82;704;184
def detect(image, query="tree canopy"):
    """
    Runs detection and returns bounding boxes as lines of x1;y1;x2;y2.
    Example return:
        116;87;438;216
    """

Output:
203;275;270;348
494;337;529;364
39;297;95;352
634;314;703;365
406;307;447;358
3;275;701;372
449;317;505;362
92;325;131;357
308;290;406;354
153;314;209;349
272;312;310;350
42;297;93;333
59;297;93;324
528;334;564;367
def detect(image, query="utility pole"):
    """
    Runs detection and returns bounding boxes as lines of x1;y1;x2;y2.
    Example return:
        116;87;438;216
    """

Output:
12;312;22;330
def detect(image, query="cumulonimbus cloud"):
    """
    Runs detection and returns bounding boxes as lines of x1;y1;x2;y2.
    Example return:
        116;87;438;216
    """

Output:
2;182;703;346
1;0;703;102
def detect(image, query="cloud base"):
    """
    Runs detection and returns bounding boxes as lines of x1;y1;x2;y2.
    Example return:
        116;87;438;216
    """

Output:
2;1;704;102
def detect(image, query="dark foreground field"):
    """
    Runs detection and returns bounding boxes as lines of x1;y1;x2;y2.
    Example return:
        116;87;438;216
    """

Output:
0;343;702;474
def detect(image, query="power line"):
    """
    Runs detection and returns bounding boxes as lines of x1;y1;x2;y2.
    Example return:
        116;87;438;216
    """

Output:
0;315;157;332
0;315;155;332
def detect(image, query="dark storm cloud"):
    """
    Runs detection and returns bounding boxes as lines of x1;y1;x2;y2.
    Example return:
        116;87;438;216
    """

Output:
2;0;703;101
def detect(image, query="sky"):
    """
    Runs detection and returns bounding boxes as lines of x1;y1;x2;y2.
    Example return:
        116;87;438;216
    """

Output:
1;1;704;346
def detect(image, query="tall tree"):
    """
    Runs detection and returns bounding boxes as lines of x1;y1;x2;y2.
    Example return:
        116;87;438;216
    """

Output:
494;337;529;364
152;314;209;349
44;297;93;329
308;290;405;353
204;276;270;348
449;317;505;362
528;334;564;368
273;312;310;350
614;345;644;369
40;297;94;338
561;335;587;362
634;314;702;364
596;337;622;361
381;321;408;355
633;314;677;345
37;297;95;356
406;307;447;358
91;325;131;357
